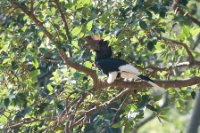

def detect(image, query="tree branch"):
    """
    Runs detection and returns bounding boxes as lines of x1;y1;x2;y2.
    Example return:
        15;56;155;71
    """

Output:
7;117;54;129
10;0;200;91
161;37;194;61
53;0;73;57
10;0;99;86
71;88;131;128
10;0;54;41
132;93;169;133
172;0;200;26
53;0;71;43
160;37;200;66
99;76;200;90
8;1;200;130
112;95;128;124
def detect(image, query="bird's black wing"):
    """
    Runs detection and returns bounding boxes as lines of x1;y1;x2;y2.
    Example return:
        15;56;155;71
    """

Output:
95;58;128;75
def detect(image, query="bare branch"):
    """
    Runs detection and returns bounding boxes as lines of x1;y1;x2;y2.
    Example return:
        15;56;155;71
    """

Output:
71;88;131;128
112;95;128;124
133;93;169;133
86;88;130;114
8;117;54;129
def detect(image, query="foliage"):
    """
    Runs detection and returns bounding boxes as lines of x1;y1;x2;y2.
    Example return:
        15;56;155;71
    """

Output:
0;0;200;132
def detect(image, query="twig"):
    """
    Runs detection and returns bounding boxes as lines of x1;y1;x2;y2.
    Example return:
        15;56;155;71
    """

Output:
54;0;72;57
7;117;54;129
161;37;194;61
41;58;61;64
160;37;200;66
132;93;169;133
86;88;130;114
112;95;128;124
30;0;34;13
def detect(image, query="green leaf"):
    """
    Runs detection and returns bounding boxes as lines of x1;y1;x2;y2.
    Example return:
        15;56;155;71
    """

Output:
47;84;54;94
33;58;39;69
76;0;91;9
2;58;10;64
71;26;82;37
31;70;40;78
0;116;7;124
139;20;147;30
84;61;92;68
112;120;124;128
86;20;93;31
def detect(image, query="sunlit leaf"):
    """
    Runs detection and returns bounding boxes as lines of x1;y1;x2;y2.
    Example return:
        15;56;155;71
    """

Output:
71;26;82;37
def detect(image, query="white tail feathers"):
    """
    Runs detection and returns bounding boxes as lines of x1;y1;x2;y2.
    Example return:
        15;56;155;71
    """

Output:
147;81;166;97
147;81;163;90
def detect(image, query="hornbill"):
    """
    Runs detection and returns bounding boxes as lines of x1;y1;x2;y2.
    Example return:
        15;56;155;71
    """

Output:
83;35;162;89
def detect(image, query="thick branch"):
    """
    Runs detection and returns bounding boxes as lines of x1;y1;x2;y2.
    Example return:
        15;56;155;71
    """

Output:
99;76;200;90
59;50;99;84
10;0;98;84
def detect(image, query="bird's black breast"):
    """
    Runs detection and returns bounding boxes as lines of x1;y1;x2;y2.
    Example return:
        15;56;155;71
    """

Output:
95;58;128;75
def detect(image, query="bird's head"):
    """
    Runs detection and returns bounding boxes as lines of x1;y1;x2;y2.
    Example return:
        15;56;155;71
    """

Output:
83;35;102;51
83;35;112;59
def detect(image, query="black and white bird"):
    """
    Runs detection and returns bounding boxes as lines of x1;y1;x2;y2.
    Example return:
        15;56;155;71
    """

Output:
84;35;162;89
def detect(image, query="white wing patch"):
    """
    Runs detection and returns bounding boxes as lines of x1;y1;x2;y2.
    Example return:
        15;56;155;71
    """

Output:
119;64;140;80
120;71;138;80
107;71;118;84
